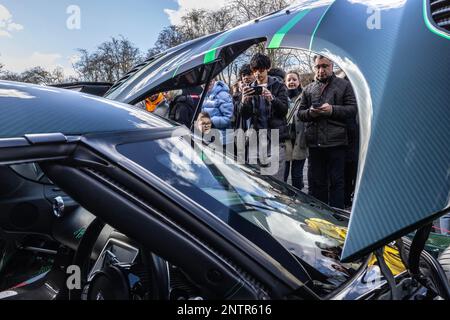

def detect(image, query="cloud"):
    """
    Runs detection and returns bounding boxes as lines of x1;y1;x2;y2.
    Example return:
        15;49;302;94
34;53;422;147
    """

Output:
0;4;24;38
0;4;12;21
347;0;406;10
7;22;24;32
1;51;77;77
0;30;11;38
164;0;228;25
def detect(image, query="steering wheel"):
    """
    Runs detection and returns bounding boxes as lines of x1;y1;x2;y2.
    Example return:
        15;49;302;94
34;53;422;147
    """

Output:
69;218;170;300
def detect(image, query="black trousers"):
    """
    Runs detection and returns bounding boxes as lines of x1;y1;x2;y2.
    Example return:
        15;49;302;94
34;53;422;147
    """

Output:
284;159;306;190
308;146;346;209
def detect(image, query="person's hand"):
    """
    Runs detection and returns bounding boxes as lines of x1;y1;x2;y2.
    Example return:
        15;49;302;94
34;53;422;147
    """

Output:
317;103;333;115
262;87;273;102
309;103;332;117
309;107;321;118
238;81;245;92
241;86;254;103
196;121;203;132
197;119;212;133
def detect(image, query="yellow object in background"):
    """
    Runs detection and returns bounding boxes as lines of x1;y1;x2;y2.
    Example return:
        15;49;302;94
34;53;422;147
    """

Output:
305;218;406;275
368;245;406;276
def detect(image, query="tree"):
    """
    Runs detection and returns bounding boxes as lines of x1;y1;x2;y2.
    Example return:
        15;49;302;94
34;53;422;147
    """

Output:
205;7;237;35
179;9;209;40
19;66;52;84
0;70;21;82
204;0;296;85
74;36;143;82
0;65;72;84
234;0;290;20
147;6;237;59
78;0;305;85
147;25;187;58
19;66;57;84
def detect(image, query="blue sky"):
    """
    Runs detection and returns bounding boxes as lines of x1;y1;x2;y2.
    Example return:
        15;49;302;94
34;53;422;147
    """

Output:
0;0;183;75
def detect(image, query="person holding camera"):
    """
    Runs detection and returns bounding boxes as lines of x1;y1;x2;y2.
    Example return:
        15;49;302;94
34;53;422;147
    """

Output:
239;53;289;181
298;55;357;209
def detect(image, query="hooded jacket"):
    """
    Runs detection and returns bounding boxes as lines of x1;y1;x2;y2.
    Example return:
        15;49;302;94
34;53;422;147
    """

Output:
201;81;233;144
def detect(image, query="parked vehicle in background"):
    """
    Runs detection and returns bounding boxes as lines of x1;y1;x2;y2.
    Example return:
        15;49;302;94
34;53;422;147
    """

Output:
51;82;113;97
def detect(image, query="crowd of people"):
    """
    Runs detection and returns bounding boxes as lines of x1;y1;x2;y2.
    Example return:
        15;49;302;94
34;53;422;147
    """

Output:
136;53;359;210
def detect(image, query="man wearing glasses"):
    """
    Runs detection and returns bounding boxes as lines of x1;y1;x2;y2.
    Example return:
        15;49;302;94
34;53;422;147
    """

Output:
298;55;357;209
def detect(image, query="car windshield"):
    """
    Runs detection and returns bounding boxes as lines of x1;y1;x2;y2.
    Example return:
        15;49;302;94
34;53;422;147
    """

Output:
117;136;364;291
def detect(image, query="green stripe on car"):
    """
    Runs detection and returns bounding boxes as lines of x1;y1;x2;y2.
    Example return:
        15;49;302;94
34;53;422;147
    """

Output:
268;9;311;49
423;0;450;40
204;32;233;64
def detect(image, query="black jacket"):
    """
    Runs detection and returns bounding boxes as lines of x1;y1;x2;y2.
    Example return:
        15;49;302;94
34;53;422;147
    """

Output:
231;91;244;130
240;76;289;141
169;95;196;128
298;75;357;148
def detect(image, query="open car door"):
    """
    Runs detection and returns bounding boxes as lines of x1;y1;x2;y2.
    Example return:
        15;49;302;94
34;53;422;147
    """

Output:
105;0;450;262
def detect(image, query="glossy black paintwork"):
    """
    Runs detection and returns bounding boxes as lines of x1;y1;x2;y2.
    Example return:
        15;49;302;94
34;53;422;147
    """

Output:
0;81;171;139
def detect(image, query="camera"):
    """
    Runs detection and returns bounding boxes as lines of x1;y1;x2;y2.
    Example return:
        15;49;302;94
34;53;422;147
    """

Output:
246;85;263;95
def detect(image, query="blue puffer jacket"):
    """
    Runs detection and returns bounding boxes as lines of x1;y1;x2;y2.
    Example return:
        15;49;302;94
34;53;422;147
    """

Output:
202;81;233;144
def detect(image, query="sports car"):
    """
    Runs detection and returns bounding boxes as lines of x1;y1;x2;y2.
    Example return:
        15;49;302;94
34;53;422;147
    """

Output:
0;0;449;300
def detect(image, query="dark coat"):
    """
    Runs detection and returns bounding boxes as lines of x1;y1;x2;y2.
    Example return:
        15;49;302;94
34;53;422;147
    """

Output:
298;75;357;148
231;91;247;131
240;76;289;142
169;95;196;128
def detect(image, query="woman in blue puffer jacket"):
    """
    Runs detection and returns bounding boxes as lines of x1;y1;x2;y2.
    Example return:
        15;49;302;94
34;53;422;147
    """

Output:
201;80;234;145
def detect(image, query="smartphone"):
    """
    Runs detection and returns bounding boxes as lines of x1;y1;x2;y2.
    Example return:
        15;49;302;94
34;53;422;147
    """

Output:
249;85;263;95
312;102;322;109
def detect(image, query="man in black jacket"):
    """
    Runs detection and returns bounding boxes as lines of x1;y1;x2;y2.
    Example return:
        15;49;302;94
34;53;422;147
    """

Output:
298;55;357;209
239;53;289;180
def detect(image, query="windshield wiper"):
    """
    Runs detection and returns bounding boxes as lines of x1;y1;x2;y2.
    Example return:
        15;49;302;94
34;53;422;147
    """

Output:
238;201;289;216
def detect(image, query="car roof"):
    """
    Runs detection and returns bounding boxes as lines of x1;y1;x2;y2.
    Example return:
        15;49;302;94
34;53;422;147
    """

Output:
105;0;450;261
0;80;172;139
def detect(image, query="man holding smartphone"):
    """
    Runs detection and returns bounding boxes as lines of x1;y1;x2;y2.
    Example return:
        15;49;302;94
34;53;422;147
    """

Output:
298;55;357;209
239;53;289;180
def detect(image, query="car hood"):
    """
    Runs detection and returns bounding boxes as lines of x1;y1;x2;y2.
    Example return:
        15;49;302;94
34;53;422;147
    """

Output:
105;0;450;262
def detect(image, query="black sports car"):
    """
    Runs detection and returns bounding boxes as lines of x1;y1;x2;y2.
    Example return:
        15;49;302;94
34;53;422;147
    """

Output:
0;0;449;300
